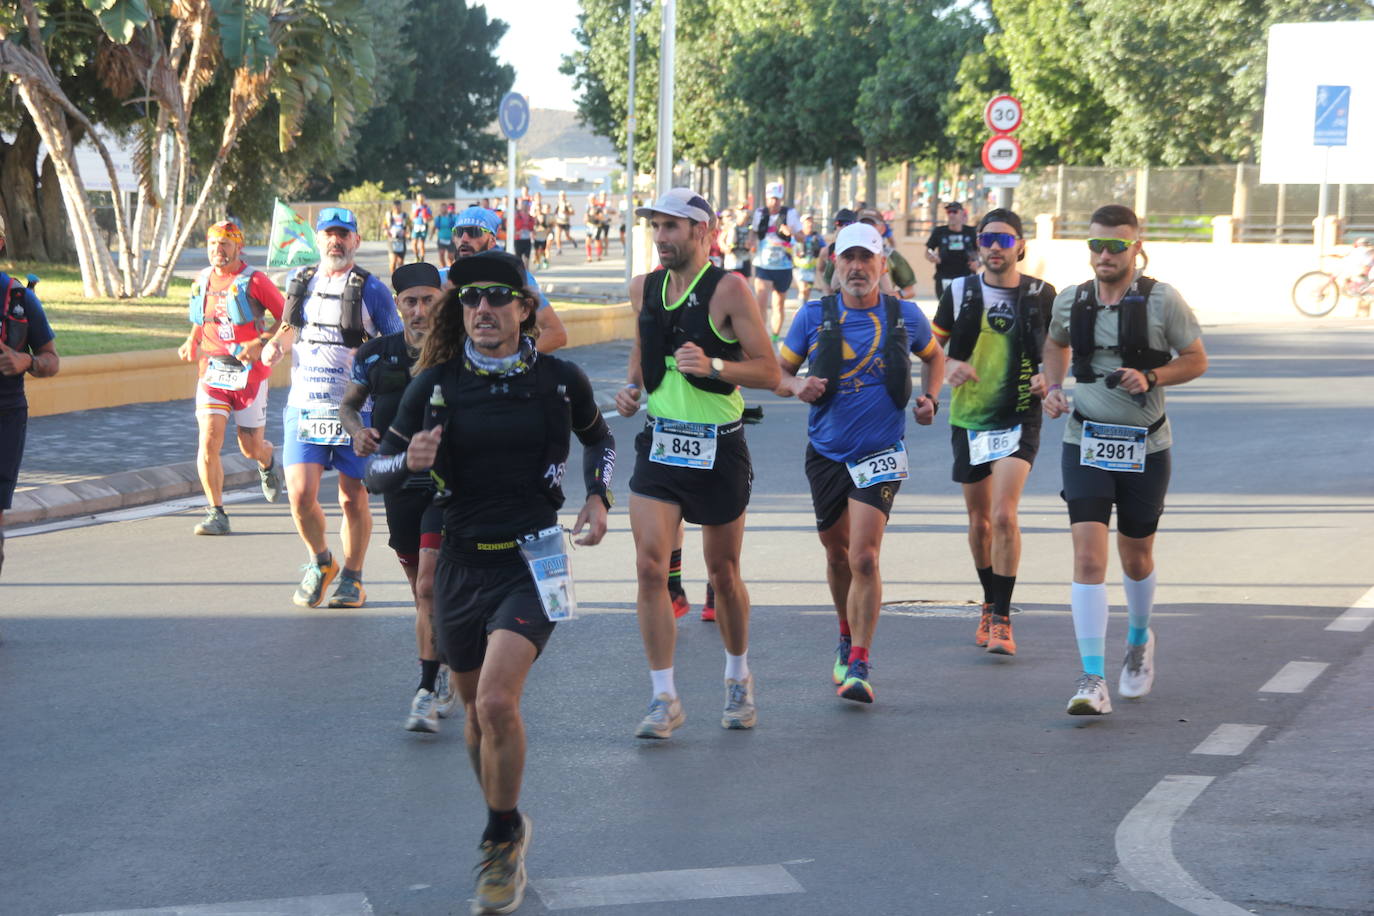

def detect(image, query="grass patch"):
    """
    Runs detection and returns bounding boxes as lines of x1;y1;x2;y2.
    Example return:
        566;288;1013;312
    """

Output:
2;259;195;356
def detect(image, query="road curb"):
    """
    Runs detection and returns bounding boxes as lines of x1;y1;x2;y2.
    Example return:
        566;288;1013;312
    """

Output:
10;390;623;527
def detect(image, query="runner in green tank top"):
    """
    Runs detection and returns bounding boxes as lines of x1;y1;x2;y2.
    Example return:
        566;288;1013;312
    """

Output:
614;188;780;740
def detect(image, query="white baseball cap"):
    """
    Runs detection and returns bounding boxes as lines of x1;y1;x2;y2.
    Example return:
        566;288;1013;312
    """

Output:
833;222;885;256
635;188;715;224
766;182;784;200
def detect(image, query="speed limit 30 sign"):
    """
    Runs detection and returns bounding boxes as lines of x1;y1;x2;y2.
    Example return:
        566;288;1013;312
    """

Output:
984;95;1023;134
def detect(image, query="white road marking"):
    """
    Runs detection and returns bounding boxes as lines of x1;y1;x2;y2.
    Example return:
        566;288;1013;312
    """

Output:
1114;775;1251;915
1326;584;1374;632
534;864;804;910
60;892;373;916
1191;724;1265;756
1259;660;1329;693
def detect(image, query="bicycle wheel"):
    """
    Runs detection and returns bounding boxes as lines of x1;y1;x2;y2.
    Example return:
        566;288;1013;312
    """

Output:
1292;271;1341;318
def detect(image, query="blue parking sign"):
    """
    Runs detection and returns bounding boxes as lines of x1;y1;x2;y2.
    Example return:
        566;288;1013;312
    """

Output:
1314;85;1350;147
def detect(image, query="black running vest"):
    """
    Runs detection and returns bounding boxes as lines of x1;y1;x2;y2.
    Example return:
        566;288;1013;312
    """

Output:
1069;276;1172;383
638;265;741;396
809;294;911;409
284;264;370;348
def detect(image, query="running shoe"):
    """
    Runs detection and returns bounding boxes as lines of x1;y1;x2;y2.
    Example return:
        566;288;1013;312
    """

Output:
405;688;440;733
1067;673;1113;716
472;814;532;915
987;615;1016;656
832;635;852;685
193;507;230;536
635;693;685;739
292;557;338;608
670;591;690;619
1118;629;1156;698
974;603;992;647
702;584;716;622
435;665;460;718
258;458;283;503
721;675;757;729
838;658;874;703
327;576;367;609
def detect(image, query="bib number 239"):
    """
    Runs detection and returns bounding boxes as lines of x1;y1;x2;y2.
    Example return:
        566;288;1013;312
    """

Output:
1080;421;1147;473
847;442;909;488
650;419;718;470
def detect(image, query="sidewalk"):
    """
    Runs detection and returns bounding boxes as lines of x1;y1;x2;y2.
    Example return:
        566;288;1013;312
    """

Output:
8;338;632;526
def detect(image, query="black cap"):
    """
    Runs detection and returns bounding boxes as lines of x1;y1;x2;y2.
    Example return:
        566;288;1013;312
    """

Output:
945;201;963;211
447;249;527;291
977;207;1023;237
391;262;442;294
833;208;857;225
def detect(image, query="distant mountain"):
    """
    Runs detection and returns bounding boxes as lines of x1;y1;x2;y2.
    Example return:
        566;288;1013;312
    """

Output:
517;108;617;159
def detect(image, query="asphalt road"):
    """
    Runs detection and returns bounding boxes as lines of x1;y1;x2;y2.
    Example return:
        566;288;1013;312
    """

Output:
3;321;1372;916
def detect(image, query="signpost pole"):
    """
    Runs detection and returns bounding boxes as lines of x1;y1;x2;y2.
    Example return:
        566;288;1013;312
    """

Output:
655;0;675;197
1317;146;1330;258
625;1;637;285
507;139;517;252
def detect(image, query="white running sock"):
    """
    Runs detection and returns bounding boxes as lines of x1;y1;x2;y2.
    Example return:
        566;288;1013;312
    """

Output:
724;651;750;682
650;667;676;699
1123;571;1157;646
1070;582;1109;678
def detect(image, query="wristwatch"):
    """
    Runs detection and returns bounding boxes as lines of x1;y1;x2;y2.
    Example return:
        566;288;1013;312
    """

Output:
923;392;939;415
594;489;614;510
1144;369;1158;391
709;357;725;380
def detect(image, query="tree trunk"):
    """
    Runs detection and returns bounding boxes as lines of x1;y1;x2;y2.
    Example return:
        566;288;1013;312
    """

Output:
38;153;75;263
830;160;841;213
0;114;49;262
864;148;879;211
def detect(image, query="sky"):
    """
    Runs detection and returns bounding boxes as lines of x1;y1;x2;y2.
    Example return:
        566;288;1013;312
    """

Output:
472;0;584;112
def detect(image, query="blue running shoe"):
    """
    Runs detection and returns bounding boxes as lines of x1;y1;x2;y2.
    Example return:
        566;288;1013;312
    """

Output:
838;658;874;704
832;636;852;685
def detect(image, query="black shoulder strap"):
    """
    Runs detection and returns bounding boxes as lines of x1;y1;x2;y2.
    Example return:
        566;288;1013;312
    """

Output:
638;269;670;393
881;294;912;409
1070;281;1099;383
946;276;984;363
810;295;843;405
339;266;370;348
285;264;319;329
1118;276;1171;372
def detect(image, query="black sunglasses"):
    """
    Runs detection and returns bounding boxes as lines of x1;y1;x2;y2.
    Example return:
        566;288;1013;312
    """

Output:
457;226;490;240
458;285;520;308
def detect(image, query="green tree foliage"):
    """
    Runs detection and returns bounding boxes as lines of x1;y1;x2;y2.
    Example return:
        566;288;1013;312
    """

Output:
327;0;512;194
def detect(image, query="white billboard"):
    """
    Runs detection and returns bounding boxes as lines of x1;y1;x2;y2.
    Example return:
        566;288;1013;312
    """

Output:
1259;21;1374;184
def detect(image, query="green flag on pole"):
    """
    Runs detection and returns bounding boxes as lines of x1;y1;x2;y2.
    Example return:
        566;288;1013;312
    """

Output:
266;199;319;268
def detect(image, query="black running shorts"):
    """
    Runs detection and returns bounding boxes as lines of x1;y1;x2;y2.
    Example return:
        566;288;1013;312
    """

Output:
433;556;555;672
950;413;1042;484
384;483;444;557
629;420;753;526
805;443;900;532
1059;442;1171;539
0;407;28;511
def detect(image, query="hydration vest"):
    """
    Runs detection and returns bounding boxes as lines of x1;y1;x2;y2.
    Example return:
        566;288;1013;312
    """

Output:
1069;276;1171;383
0;273;34;352
755;206;793;242
809;294;911;409
188;266;259;327
284;264;370;348
945;275;1051;371
430;351;573;510
638;265;741;397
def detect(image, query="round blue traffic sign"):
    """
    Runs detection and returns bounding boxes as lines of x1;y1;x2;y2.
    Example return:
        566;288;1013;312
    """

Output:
499;92;530;141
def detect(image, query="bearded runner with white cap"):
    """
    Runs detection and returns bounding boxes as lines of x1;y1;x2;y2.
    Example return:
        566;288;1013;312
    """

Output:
262;206;403;609
777;222;945;705
749;181;804;340
614;188;780;739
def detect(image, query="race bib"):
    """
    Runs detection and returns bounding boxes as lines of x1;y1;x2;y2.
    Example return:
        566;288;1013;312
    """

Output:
204;357;250;391
650;419;717;470
1080;421;1147;473
847;442;909;488
519;526;576;621
968;425;1021;466
297;406;350;446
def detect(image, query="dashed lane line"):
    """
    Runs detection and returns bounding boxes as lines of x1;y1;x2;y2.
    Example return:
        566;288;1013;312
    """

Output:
1326;584;1374;632
1259;660;1329;693
60;892;373;916
1191;724;1266;756
533;863;805;911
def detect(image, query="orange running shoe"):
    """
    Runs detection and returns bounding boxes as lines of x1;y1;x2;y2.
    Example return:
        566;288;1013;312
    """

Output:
974;603;992;647
987;615;1016;656
671;593;690;619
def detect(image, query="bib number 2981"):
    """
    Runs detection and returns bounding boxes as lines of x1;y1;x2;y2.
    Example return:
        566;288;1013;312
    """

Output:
1080;421;1147;473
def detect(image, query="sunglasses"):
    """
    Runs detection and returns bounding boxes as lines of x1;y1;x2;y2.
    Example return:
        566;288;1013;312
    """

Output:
1087;237;1134;254
978;232;1018;249
457;226;490;239
458;285;520;308
834;220;853;228
317;206;356;223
